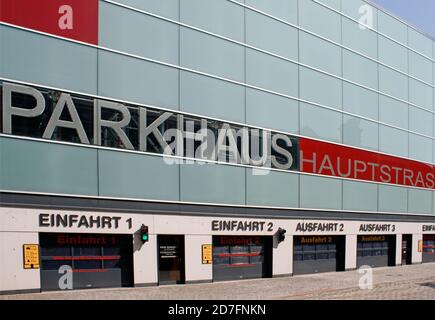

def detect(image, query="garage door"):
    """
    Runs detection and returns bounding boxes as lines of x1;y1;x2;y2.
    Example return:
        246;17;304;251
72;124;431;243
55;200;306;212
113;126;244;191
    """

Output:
357;235;395;268
293;236;345;275
423;235;435;263
39;233;133;291
212;236;272;281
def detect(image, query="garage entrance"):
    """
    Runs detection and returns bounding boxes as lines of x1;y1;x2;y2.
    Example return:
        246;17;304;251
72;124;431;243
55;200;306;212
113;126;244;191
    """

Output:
212;236;272;281
293;235;345;275
422;235;435;263
39;233;133;291
357;235;396;268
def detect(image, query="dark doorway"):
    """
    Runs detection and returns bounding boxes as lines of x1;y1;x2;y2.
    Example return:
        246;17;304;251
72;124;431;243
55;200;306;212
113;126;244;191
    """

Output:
157;235;185;285
401;234;412;265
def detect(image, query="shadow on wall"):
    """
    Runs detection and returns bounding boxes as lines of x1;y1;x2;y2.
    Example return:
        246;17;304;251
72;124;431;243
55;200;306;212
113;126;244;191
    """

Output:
133;228;143;253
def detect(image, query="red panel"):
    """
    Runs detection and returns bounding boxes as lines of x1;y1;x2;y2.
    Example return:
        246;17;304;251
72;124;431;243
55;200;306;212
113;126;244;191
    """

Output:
299;137;435;189
52;256;121;261
0;0;98;45
72;269;108;273
217;253;261;258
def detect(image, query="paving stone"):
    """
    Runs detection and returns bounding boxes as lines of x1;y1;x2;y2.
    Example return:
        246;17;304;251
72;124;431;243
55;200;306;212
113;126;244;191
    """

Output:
2;263;435;300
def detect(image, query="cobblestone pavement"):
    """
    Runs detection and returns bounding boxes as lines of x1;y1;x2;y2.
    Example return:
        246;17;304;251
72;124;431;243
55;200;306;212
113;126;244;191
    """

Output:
2;263;435;300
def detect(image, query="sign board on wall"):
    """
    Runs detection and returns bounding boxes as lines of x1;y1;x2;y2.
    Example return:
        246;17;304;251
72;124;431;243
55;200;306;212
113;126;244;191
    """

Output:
202;244;212;264
159;246;177;259
23;244;40;269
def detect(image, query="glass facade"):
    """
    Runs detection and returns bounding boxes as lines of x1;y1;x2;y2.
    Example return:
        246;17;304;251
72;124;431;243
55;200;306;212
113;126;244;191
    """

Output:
1;0;435;215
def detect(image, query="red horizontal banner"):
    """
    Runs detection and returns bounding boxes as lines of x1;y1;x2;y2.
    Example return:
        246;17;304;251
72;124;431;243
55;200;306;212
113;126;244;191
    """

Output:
217;253;261;258
72;269;109;273
52;256;120;261
0;0;98;44
299;137;435;189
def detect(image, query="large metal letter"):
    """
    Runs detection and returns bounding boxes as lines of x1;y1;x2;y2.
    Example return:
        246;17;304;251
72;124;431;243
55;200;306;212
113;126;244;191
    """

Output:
216;123;240;164
2;82;45;134
238;128;271;167
271;134;293;170
94;99;134;149
139;108;173;152
43;93;90;144
195;119;215;161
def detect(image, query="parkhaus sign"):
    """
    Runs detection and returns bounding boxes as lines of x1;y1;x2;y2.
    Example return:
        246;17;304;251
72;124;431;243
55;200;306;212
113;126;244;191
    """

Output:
1;82;299;171
1;81;435;190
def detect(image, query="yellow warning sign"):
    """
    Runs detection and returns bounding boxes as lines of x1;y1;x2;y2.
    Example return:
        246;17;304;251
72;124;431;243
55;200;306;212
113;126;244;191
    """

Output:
202;244;212;264
23;244;40;269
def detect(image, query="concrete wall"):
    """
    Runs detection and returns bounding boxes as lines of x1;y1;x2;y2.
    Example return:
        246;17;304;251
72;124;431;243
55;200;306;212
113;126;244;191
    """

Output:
273;235;293;276
396;234;403;266
0;232;40;293
185;235;212;283
1;207;435;293
412;233;423;264
133;233;158;286
345;234;357;270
